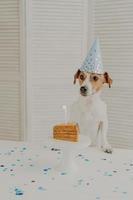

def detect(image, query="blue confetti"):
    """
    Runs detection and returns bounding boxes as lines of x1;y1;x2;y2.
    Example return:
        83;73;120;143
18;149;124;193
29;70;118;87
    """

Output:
10;174;15;176
104;172;112;176
15;188;24;196
77;179;83;185
38;186;46;191
126;169;130;171
51;148;60;151
61;172;67;175
43;167;51;173
3;168;7;172
29;164;34;167
123;192;127;194
108;174;113;176
11;164;16;167
43;168;48;172
84;159;90;162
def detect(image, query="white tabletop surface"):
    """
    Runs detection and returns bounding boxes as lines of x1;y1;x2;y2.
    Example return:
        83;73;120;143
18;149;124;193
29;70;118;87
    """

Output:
0;139;133;200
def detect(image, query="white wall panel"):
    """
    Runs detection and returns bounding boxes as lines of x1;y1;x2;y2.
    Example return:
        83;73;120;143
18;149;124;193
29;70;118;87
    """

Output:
93;0;133;149
0;0;23;141
27;0;89;140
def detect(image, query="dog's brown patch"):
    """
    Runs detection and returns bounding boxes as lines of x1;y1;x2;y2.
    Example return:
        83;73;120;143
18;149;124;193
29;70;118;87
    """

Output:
73;69;81;84
73;70;112;91
104;72;113;88
78;72;87;85
90;73;105;92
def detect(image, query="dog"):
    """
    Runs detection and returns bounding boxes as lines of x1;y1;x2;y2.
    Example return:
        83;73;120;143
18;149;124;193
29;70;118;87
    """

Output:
69;69;113;153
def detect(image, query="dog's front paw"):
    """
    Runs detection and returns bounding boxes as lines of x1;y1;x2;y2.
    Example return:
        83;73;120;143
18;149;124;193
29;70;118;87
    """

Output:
102;145;113;154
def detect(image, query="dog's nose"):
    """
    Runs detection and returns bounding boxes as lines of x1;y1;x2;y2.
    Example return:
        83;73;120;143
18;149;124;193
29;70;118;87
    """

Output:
80;86;88;93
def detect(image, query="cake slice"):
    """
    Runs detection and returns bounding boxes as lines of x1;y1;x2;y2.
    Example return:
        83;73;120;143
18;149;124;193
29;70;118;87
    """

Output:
53;123;79;142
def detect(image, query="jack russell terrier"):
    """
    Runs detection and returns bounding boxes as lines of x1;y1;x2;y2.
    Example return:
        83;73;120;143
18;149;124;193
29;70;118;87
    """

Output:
69;69;113;153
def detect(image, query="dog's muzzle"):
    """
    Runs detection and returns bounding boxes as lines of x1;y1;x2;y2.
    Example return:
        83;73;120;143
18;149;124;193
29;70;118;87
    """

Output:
80;86;88;96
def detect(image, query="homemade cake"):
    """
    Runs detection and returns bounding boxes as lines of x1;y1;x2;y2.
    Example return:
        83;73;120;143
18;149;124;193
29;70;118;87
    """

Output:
53;123;79;142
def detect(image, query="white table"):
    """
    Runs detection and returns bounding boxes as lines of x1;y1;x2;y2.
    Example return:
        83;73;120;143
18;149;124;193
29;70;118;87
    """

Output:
0;139;133;200
51;135;91;172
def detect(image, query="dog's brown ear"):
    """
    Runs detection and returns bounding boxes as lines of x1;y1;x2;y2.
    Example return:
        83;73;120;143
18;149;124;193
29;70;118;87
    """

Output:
73;69;81;84
104;72;113;88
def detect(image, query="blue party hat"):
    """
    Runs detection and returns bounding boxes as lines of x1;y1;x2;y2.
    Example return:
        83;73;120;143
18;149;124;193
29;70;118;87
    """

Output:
80;38;103;74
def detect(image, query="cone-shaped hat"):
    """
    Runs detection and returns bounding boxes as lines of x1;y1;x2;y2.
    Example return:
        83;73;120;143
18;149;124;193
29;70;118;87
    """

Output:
80;38;103;74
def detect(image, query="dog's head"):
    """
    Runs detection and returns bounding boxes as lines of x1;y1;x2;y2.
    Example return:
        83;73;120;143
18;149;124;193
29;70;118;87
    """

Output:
73;69;112;97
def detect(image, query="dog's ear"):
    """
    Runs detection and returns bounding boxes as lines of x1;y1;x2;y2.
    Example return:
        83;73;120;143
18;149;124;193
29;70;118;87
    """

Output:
73;69;81;84
104;72;113;88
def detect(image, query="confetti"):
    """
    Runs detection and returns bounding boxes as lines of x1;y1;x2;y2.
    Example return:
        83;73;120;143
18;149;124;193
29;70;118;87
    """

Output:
0;143;133;199
126;169;130;171
122;191;127;194
51;148;60;151
15;188;24;196
113;170;117;173
38;186;46;191
84;159;90;162
29;164;34;167
61;172;67;175
11;164;16;167
86;182;90;186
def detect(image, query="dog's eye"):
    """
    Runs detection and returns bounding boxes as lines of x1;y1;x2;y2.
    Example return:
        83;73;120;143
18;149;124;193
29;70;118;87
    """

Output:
80;74;85;80
93;76;99;81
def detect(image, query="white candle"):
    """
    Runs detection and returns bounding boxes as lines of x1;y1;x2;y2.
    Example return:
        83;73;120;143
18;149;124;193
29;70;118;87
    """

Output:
62;105;67;124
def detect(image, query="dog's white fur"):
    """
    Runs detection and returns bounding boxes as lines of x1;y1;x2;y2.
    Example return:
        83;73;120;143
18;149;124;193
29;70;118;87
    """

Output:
69;71;112;153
